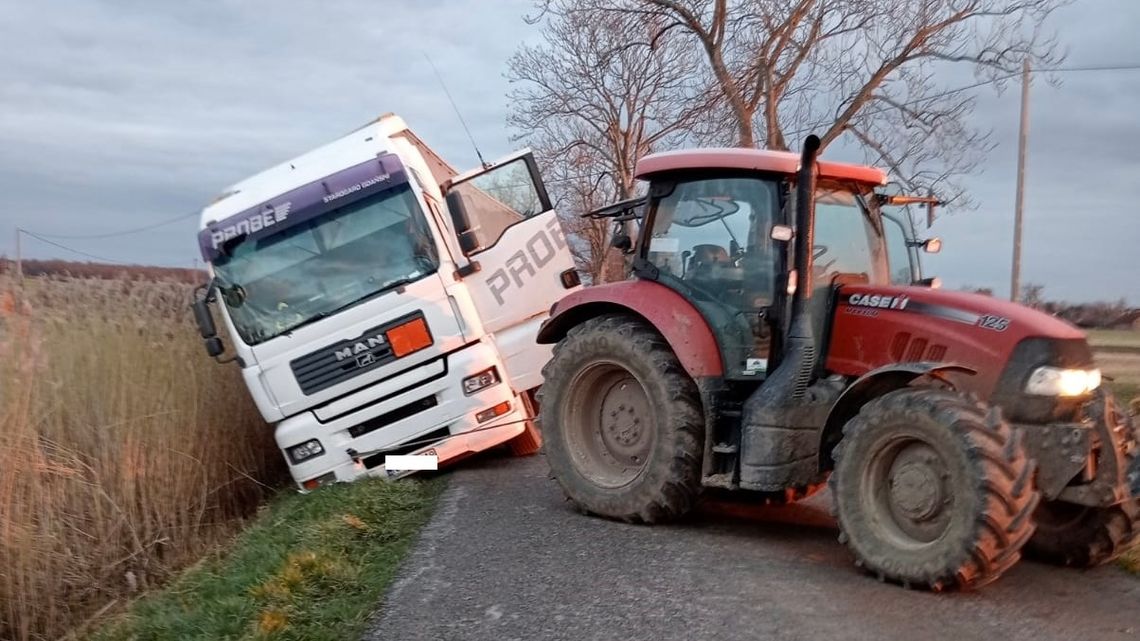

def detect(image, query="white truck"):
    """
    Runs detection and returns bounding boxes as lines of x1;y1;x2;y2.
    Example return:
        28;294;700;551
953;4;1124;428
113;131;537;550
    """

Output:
190;114;580;490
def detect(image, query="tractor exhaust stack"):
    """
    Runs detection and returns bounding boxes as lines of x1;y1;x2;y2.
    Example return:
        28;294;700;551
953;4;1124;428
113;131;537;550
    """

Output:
738;135;832;492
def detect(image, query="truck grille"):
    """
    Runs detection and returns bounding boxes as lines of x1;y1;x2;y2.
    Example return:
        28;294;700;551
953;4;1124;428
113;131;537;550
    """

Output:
290;312;427;395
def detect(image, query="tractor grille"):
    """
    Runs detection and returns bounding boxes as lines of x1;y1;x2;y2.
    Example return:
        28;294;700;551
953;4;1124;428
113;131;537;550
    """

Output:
890;332;947;363
290;312;426;395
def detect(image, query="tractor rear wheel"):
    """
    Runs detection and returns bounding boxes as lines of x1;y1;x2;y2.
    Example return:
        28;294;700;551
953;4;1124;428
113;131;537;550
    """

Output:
539;315;703;523
830;388;1039;590
1026;500;1139;566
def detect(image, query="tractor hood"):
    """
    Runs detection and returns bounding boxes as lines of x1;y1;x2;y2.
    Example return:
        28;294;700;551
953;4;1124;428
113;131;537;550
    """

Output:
826;284;1088;401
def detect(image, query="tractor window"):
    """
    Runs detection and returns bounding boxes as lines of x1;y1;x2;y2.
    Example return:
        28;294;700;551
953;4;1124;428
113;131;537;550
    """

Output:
647;177;780;310
883;212;916;284
646;176;780;376
811;188;888;287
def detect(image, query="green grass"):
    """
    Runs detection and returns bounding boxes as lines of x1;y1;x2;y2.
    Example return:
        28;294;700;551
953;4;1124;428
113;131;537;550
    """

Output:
90;477;444;641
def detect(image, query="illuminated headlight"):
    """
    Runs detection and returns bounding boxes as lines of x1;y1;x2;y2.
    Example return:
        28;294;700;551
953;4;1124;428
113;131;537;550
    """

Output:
286;439;325;465
462;367;500;395
1025;367;1101;397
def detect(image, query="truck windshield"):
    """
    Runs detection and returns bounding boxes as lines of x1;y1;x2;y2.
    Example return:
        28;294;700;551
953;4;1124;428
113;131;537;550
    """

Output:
212;183;439;345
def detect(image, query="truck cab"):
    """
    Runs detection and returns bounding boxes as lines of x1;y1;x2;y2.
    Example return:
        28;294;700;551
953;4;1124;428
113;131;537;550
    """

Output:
193;114;580;490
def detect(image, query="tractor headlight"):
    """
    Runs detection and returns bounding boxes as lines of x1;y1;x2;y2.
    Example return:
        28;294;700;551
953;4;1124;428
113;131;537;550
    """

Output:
286;439;325;465
1024;366;1101;397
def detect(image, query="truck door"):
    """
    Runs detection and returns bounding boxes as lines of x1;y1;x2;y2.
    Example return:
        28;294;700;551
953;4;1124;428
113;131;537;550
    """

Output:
443;150;579;391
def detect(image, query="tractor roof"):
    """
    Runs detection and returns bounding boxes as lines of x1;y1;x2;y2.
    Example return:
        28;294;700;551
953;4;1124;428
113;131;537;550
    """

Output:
635;148;888;186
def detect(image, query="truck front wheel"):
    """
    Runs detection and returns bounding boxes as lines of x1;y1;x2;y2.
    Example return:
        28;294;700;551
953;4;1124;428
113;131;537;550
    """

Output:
831;388;1039;590
539;315;703;523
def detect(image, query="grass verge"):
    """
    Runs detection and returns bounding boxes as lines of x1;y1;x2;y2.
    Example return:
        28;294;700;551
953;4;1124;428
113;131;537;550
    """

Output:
91;477;445;641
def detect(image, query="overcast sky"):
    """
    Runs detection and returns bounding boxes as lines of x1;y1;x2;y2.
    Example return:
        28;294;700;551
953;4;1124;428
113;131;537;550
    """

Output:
2;0;1137;303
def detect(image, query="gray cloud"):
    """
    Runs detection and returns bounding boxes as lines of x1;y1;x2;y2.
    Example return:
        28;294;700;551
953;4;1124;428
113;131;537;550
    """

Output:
1;0;1137;303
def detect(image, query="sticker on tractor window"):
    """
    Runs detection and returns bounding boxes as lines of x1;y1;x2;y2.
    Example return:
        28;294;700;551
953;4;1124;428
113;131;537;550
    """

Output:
977;315;1011;332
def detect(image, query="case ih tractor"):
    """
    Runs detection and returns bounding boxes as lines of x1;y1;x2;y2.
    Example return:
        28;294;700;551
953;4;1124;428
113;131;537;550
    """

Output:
536;136;1140;590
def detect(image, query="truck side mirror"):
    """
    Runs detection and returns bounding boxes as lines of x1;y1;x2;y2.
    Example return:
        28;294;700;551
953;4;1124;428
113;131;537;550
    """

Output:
204;336;225;357
445;190;482;255
191;297;217;339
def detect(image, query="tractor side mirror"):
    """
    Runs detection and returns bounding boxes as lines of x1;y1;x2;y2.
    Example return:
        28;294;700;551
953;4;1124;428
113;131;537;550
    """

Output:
922;237;943;254
770;224;794;242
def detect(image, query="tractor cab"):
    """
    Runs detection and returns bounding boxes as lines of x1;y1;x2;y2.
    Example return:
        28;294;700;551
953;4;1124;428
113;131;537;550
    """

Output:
616;148;939;380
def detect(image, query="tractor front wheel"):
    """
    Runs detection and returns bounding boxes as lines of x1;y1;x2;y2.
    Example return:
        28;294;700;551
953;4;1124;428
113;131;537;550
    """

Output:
539;315;703;523
831;388;1039;590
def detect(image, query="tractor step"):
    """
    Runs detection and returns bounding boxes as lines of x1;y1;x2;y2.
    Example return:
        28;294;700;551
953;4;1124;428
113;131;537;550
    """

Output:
712;443;738;454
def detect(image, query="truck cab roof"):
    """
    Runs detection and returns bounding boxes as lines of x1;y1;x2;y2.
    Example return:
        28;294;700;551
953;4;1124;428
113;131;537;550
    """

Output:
198;114;455;230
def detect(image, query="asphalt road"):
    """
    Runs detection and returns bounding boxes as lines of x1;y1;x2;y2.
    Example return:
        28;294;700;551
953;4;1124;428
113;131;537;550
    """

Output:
364;454;1140;641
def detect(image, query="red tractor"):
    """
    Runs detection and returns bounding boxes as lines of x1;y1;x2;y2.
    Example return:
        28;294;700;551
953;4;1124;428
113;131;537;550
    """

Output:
536;136;1140;590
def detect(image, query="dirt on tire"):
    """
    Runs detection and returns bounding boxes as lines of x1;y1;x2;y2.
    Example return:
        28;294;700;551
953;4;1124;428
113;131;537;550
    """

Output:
830;388;1040;590
538;314;703;523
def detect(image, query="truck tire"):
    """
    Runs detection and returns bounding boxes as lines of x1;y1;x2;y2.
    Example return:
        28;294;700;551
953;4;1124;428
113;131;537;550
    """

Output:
830;388;1039;590
508;390;543;457
1025;501;1139;567
539;314;703;523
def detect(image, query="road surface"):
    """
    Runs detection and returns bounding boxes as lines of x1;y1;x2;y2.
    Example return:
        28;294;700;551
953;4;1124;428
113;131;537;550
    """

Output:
364;455;1139;641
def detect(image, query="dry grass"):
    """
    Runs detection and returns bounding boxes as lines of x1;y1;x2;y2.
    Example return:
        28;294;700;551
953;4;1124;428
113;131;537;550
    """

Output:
0;275;285;641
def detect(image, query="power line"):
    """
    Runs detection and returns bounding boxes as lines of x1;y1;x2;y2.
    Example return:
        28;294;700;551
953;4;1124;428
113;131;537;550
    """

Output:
19;229;129;265
31;210;199;240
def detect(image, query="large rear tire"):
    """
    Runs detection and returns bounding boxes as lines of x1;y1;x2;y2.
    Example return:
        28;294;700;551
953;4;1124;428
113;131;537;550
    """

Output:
830;388;1039;590
1026;500;1139;567
539;315;704;523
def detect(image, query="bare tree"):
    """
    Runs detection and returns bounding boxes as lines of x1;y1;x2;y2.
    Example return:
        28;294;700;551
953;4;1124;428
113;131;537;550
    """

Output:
543;0;1066;205
507;3;708;281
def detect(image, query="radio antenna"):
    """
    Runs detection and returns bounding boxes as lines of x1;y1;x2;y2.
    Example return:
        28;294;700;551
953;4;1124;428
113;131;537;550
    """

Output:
423;53;489;169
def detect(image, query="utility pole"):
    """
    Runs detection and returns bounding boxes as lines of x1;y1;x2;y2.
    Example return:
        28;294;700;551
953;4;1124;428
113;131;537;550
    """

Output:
1010;58;1031;302
14;227;23;284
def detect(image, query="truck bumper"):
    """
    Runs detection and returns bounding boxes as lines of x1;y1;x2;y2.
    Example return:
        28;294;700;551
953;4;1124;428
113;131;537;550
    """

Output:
276;341;527;489
1018;389;1138;507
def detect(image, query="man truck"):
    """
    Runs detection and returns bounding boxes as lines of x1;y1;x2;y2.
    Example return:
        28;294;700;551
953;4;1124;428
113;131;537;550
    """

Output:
191;114;580;490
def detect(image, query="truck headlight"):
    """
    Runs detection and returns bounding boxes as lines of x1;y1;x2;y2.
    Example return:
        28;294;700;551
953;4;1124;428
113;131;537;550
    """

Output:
1025;366;1101;397
286;439;325;464
462;367;500;395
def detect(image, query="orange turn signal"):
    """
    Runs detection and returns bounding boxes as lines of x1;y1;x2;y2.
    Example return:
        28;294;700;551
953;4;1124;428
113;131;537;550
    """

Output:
476;401;511;423
386;317;432;357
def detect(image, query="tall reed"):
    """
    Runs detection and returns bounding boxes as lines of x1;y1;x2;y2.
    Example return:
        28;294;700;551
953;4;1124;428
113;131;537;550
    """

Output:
0;275;285;641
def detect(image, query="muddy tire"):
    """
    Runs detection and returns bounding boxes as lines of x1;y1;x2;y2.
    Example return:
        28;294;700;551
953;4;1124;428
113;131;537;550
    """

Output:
830;388;1039;590
539;315;703;523
1026;500;1140;567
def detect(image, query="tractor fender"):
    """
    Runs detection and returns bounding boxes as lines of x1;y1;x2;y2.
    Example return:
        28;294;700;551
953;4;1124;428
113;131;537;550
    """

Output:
536;280;723;379
819;362;976;471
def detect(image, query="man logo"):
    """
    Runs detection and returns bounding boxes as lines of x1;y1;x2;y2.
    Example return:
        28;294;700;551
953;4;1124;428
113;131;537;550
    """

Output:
355;352;376;368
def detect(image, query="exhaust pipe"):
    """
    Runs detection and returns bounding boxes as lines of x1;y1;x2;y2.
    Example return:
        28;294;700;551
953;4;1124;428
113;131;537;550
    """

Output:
738;135;826;491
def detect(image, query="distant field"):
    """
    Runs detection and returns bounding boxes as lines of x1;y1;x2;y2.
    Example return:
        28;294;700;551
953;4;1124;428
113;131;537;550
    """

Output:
1087;329;1140;353
1090;330;1140;403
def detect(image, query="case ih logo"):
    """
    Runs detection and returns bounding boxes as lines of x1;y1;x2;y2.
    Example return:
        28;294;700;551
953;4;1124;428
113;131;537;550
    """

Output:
334;333;388;363
848;293;910;310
